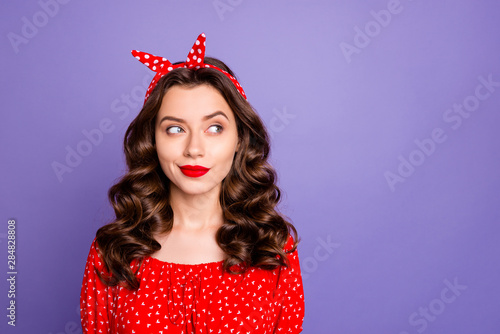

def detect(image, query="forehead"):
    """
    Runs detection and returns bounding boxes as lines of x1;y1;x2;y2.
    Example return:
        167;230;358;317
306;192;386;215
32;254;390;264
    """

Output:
157;85;235;121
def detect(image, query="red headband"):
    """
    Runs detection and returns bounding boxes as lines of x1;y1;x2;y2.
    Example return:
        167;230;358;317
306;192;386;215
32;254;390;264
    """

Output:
131;33;247;103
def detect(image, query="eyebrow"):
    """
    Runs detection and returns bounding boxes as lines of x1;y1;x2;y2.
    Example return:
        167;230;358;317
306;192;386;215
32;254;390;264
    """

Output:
158;111;229;124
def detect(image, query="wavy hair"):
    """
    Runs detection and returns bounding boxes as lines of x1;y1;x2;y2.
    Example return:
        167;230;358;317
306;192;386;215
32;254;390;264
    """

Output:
95;57;299;289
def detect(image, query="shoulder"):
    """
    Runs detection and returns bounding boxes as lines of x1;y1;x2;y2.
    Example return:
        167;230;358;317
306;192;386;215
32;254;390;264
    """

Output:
86;237;142;276
85;238;106;271
89;237;105;259
283;233;298;253
85;237;119;279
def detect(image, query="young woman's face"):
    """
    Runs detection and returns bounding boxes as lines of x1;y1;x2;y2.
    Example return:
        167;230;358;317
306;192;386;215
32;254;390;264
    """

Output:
155;84;239;198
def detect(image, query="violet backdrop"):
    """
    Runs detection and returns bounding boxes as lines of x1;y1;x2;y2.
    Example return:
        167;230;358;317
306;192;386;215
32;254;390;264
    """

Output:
1;0;499;333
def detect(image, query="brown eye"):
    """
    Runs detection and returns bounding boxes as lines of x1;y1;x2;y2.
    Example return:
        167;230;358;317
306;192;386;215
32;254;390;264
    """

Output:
166;126;184;134
206;125;223;134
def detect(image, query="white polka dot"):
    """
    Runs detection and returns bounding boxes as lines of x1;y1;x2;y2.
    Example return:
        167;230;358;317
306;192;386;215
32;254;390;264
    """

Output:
198;49;202;54
145;62;149;66
167;67;173;71
135;56;140;60
144;54;150;59
193;55;197;60
152;66;156;70
195;40;200;45
154;59;159;64
197;58;202;63
162;57;167;61
190;49;194;54
186;57;190;62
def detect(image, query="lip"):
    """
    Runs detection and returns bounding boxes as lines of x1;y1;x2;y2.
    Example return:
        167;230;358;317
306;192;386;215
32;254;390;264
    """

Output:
179;165;210;178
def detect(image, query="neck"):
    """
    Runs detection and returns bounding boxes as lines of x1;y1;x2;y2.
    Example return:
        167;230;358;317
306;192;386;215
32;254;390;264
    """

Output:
168;185;224;231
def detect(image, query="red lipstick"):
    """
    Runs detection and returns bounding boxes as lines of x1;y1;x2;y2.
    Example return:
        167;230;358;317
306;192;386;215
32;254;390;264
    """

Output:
179;165;210;178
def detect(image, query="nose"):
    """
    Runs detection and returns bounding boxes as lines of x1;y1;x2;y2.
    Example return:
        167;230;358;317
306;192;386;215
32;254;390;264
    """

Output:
184;131;205;158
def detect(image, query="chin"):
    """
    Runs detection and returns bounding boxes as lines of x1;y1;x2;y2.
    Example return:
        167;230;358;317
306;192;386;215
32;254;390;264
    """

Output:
173;182;221;197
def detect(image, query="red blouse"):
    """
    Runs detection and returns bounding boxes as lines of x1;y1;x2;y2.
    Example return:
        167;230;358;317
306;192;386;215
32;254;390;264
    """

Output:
80;236;305;333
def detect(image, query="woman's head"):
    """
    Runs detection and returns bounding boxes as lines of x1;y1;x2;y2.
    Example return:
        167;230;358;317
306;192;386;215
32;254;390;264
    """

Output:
123;57;270;199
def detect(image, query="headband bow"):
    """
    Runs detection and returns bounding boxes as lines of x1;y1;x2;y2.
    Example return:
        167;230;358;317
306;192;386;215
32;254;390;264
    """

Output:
131;33;247;103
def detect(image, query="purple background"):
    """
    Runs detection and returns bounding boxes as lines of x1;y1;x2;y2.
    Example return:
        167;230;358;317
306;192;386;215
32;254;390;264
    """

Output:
1;1;499;333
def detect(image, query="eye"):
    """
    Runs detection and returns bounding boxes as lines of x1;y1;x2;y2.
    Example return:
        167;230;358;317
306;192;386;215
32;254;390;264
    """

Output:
206;125;223;134
166;126;184;134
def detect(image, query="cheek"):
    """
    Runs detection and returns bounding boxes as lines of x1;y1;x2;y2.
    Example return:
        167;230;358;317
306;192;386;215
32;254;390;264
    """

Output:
155;144;180;173
156;146;170;162
216;140;238;170
156;138;180;159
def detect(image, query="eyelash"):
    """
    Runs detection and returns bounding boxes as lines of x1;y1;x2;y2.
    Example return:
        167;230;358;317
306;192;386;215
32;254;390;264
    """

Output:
166;126;184;134
165;124;224;135
207;125;223;134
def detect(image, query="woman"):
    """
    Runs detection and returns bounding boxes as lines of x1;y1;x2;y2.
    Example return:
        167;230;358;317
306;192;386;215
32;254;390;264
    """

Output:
80;33;304;334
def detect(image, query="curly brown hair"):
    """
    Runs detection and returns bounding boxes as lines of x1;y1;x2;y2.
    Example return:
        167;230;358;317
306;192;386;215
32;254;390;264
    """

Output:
95;57;299;289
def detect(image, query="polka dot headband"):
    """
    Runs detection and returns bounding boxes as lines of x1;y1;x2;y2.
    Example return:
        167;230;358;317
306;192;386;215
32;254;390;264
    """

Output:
131;33;247;103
